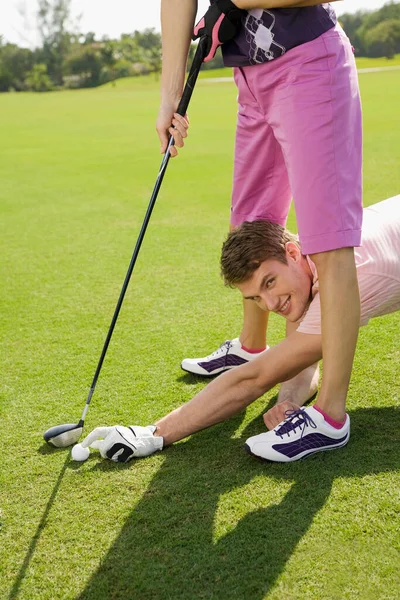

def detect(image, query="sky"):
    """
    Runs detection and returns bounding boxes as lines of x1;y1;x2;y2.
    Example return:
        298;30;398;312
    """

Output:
0;0;392;48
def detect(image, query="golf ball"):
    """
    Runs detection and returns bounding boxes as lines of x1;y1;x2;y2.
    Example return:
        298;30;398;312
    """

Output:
71;443;90;462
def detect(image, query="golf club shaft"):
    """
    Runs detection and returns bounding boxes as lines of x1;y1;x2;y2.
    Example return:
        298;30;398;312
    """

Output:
79;37;208;424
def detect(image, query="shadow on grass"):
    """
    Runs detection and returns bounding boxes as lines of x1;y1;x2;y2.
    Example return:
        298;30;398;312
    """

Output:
8;454;70;600
75;406;399;600
176;371;217;385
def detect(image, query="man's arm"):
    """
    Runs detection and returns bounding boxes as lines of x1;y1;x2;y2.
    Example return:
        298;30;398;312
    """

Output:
155;331;322;445
77;332;322;462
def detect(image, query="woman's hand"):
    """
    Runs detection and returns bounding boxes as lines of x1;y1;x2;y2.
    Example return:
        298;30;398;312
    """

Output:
156;105;190;158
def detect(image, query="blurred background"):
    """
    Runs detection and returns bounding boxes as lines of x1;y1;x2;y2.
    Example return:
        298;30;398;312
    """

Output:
0;0;399;92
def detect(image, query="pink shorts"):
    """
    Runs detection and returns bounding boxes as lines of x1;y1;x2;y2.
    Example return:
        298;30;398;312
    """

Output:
231;24;363;254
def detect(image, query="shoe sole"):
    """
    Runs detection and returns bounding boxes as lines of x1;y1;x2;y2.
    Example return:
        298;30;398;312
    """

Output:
180;365;235;378
244;435;350;463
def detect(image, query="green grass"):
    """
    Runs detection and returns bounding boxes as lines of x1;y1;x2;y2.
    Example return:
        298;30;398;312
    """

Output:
356;53;400;68
0;69;399;600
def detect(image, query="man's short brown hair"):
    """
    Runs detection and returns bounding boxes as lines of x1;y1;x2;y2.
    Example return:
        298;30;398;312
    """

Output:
220;220;300;286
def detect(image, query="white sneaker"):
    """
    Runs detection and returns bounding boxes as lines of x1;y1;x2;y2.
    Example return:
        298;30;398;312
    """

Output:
181;338;267;377
245;406;350;462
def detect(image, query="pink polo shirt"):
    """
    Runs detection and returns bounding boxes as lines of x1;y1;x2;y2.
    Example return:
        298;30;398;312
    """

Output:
297;196;400;335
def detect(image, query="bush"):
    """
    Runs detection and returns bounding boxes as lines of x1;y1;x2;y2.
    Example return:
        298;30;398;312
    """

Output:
64;45;103;87
25;64;53;92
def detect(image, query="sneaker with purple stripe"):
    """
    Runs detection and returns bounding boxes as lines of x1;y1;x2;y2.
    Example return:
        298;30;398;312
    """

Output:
181;338;267;377
245;406;350;462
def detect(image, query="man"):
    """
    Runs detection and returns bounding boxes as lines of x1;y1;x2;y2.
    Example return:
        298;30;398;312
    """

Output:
80;196;400;463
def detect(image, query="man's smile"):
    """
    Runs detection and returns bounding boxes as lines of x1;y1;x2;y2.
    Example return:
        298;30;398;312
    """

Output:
277;296;291;315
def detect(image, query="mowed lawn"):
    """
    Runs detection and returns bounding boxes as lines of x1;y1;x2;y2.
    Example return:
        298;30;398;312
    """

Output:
0;66;399;600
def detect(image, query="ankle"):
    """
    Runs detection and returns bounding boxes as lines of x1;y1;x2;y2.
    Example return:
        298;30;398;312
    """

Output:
314;405;346;428
241;343;267;354
239;333;267;351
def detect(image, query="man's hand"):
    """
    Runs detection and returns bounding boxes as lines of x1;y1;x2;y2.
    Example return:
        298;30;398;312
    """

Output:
263;401;301;430
193;0;245;62
81;425;164;463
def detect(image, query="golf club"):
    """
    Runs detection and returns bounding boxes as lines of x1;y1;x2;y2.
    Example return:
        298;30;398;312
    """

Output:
43;36;208;448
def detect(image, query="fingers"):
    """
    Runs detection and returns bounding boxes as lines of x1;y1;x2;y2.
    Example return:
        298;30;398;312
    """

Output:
263;406;286;430
169;113;189;141
156;107;175;154
156;109;189;158
89;440;104;450
158;130;169;156
168;113;189;156
263;401;300;430
81;426;113;448
169;142;178;159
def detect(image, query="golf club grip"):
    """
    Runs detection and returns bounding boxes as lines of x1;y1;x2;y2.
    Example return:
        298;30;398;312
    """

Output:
176;36;207;117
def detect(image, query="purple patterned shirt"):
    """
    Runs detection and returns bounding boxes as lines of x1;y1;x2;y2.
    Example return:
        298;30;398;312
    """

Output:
220;4;337;66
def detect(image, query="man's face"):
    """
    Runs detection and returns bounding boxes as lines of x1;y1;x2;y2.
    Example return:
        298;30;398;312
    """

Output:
236;243;313;322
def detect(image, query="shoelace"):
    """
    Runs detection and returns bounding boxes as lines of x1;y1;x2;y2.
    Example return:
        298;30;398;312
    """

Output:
206;340;233;359
275;409;317;439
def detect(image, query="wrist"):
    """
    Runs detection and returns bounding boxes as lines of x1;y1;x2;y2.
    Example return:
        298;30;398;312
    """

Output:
148;425;164;449
275;395;300;406
160;97;180;110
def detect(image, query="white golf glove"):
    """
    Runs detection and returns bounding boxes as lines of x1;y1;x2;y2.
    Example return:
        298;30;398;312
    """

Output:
81;425;164;463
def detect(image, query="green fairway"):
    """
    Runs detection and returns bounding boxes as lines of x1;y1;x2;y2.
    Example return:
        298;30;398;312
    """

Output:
0;69;399;600
355;53;400;68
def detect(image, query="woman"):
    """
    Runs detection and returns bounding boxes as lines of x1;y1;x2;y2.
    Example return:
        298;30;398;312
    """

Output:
156;0;362;430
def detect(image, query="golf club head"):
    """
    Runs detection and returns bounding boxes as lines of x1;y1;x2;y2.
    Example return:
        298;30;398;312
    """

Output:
43;423;83;448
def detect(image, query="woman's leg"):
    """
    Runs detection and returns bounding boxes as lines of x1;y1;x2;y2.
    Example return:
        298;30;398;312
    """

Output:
277;319;319;406
310;248;360;421
261;26;363;420
231;66;292;351
239;299;269;350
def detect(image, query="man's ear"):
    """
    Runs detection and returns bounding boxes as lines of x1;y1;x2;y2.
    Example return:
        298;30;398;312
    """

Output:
285;241;302;263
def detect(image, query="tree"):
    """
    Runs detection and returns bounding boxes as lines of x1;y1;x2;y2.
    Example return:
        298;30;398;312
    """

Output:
37;0;72;85
364;19;400;58
83;32;96;45
0;43;35;91
112;29;162;76
135;29;162;75
0;65;13;92
361;0;400;30
353;1;400;56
